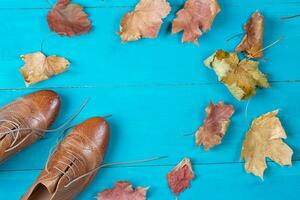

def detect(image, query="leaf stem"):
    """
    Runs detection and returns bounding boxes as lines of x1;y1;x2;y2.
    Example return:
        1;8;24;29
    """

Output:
280;14;300;20
40;32;66;52
244;99;251;124
45;0;54;7
225;32;244;42
253;36;284;56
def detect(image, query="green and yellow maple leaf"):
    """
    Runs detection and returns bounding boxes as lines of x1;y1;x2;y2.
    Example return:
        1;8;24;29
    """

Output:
204;50;269;100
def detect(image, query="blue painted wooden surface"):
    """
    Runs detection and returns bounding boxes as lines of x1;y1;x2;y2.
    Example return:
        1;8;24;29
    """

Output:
0;0;299;199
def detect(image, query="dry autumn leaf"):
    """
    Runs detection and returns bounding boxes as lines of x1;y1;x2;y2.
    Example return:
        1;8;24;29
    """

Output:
241;110;293;178
204;50;269;100
166;158;195;197
236;11;264;58
47;0;91;37
20;51;70;86
195;101;234;150
97;181;148;200
172;0;220;44
118;0;171;42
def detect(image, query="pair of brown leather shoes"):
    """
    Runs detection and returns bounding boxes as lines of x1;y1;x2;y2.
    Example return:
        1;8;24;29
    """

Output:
0;90;110;200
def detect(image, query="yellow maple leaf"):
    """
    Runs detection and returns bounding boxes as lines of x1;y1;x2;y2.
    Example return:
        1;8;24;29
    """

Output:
118;0;171;42
241;110;293;178
20;51;70;86
204;50;269;100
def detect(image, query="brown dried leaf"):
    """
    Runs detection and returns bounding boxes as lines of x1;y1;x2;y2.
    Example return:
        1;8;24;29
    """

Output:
195;101;234;150
166;158;195;197
236;11;264;58
97;181;148;200
172;0;220;44
47;0;91;37
241;110;293;178
118;0;171;42
20;51;70;86
204;50;269;100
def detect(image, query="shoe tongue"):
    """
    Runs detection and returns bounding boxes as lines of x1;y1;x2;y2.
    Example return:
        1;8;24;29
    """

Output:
39;175;62;194
39;157;75;194
21;177;60;200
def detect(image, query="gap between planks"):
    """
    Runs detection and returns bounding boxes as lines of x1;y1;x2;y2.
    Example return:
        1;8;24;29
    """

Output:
0;80;300;91
1;159;299;172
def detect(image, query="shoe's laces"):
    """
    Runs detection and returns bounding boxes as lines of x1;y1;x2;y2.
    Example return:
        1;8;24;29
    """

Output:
46;134;93;182
0;98;89;153
0;111;41;153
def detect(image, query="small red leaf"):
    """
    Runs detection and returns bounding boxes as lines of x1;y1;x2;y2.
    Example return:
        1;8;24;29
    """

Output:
195;101;234;150
47;0;91;37
166;158;195;196
97;181;148;200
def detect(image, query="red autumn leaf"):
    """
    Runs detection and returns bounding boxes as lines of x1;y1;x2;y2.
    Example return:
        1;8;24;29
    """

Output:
47;0;91;37
97;181;148;200
166;158;195;197
195;101;234;150
236;11;264;58
172;0;221;44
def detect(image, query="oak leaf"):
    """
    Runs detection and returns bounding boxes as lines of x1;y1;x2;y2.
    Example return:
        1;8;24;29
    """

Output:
204;50;269;100
172;0;220;44
236;11;264;58
195;101;234;150
118;0;171;42
166;158;194;197
241;110;293;178
47;0;91;37
97;181;148;200
20;51;70;86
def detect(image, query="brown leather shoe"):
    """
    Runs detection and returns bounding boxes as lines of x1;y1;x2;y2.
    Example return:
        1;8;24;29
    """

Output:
22;117;110;200
0;90;61;163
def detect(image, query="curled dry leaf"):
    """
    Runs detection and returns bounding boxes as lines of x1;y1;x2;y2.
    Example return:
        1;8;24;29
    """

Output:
47;0;91;37
20;51;70;86
172;0;220;44
241;110;293;178
195;101;234;150
166;158;195;197
204;50;269;100
97;181;148;200
118;0;171;42
236;11;264;58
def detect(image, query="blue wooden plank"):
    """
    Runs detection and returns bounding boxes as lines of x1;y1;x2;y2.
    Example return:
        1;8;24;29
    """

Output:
0;0;299;200
0;82;299;171
0;1;299;88
1;161;300;199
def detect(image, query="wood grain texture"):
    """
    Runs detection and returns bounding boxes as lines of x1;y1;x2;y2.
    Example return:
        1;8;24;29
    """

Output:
0;0;299;199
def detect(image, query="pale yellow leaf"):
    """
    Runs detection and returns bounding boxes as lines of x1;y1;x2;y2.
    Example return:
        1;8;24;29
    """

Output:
118;0;171;42
20;52;70;86
241;110;293;178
